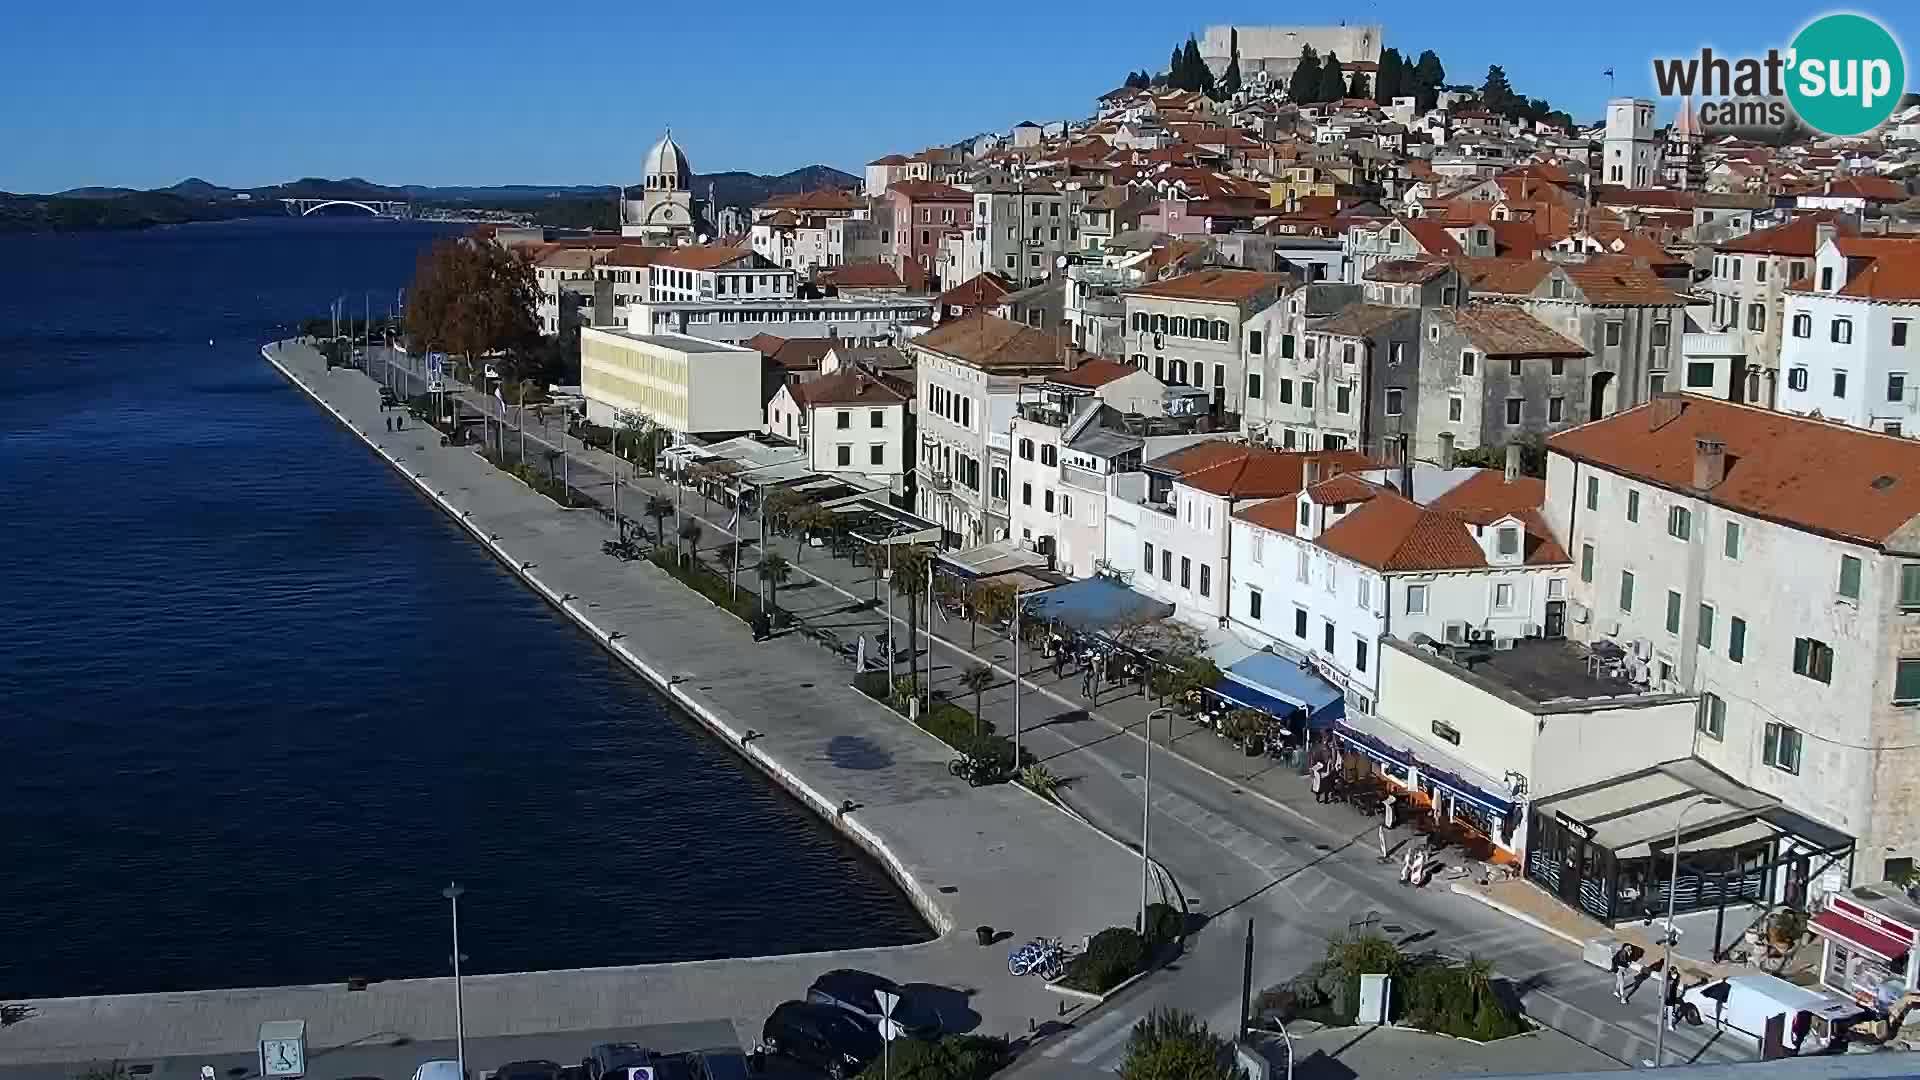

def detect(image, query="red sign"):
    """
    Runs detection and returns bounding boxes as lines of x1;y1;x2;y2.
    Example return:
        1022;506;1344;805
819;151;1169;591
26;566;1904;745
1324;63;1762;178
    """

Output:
1829;895;1919;948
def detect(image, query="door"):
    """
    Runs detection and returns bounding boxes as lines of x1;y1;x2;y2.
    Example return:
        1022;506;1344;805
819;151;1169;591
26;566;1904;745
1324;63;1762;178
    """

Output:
1559;831;1586;906
1545;600;1566;638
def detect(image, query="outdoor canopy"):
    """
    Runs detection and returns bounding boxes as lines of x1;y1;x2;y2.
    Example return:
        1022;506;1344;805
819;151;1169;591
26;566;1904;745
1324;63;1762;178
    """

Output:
1219;652;1346;730
1021;575;1174;633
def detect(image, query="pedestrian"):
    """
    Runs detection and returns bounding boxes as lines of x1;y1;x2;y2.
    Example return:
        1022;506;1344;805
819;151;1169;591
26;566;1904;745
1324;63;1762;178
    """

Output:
1411;843;1429;887
1398;845;1414;885
1790;1008;1812;1053
1052;645;1066;679
1664;969;1685;1030
1309;760;1327;803
1382;792;1399;831
1377;822;1390;861
1081;662;1095;699
1609;944;1633;1003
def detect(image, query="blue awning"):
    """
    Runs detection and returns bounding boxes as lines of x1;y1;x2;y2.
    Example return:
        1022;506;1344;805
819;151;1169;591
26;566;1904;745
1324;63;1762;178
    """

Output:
1332;722;1411;769
1022;575;1174;634
1222;652;1346;729
1332;712;1514;818
1207;678;1301;733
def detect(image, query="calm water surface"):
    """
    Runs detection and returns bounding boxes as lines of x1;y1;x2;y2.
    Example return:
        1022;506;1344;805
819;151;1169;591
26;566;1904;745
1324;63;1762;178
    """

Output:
0;217;927;999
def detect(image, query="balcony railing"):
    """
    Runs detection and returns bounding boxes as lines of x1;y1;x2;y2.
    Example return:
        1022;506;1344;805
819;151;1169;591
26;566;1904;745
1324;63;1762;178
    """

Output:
1681;332;1747;359
1017;401;1070;427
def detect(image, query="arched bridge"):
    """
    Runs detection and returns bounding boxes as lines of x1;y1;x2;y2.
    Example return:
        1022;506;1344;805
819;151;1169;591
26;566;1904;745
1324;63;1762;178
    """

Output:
281;198;413;219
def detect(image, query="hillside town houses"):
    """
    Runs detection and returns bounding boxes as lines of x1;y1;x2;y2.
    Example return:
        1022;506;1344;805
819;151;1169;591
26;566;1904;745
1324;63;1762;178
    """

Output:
499;25;1920;935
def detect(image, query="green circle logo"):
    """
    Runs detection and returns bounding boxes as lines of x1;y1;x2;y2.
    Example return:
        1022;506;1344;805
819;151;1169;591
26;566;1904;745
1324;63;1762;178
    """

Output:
1787;13;1906;136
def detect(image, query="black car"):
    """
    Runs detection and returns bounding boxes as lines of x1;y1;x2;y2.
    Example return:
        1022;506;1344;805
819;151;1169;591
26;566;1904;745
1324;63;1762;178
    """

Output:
761;1001;882;1079
494;1062;562;1080
582;1044;660;1080
805;970;942;1041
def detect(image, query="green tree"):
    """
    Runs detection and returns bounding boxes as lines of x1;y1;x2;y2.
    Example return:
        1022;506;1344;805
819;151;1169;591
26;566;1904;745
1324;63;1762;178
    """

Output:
1125;70;1152;90
1220;29;1242;97
1347;68;1371;99
789;503;833;562
1179;36;1215;97
959;663;995;738
970;580;1016;649
676;517;703;567
854;1034;1009;1080
1317;53;1347;104
1374;47;1404;104
1119;1009;1246;1080
758;552;791;613
643;494;674;548
403;237;540;380
1412;50;1446;112
1168;45;1185;87
1287;44;1321;104
888;544;935;698
1482;64;1516;116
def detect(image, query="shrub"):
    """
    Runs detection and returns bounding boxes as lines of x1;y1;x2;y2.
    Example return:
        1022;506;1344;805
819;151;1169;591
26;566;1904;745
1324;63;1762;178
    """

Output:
1070;926;1147;992
856;1035;1009;1080
1143;901;1184;947
1119;1009;1246;1080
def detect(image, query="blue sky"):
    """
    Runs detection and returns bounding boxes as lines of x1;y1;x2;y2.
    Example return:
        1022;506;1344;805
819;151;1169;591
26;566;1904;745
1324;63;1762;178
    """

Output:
2;1;1913;193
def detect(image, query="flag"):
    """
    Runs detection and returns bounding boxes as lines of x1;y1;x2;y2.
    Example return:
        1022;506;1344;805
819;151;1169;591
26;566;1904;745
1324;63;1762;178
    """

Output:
1602;67;1615;78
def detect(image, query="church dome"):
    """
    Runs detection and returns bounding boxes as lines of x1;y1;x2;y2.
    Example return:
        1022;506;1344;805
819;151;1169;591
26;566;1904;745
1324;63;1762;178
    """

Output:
644;129;692;191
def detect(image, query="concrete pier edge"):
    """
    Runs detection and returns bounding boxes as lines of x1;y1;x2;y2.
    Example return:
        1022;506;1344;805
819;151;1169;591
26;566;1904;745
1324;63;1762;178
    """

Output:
259;343;957;936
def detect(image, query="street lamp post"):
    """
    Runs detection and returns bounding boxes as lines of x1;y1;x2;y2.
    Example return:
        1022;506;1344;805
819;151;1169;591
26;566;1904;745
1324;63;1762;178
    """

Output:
1142;706;1172;932
1652;795;1722;1067
442;882;467;1077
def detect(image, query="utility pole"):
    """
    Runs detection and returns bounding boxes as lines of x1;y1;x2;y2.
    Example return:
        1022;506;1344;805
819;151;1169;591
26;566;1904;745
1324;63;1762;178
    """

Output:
441;883;467;1079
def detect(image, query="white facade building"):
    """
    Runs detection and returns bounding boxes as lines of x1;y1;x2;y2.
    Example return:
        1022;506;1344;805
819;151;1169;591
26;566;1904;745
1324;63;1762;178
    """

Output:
581;329;763;436
1601;98;1658;189
765;370;911;494
1776;234;1920;436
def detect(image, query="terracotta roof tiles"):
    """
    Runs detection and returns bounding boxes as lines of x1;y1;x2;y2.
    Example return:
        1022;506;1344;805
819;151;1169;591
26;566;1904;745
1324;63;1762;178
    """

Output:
1449;303;1589;357
1128;268;1291;304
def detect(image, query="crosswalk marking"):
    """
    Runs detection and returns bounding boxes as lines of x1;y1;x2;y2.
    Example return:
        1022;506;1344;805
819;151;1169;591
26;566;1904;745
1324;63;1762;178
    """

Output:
1040;1009;1132;1059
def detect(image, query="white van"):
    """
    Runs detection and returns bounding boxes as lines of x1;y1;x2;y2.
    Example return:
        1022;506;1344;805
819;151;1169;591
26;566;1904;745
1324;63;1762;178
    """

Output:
1680;974;1872;1053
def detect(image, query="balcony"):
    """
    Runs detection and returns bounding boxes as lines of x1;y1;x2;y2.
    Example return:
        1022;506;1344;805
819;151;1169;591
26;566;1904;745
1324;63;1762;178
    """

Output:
1682;332;1747;360
918;466;953;492
1017;401;1070;427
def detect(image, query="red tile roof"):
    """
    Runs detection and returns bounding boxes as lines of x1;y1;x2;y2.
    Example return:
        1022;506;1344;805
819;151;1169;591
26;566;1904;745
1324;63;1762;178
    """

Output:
1450;304;1589;357
1401;217;1463;257
1148;443;1376;499
1828;236;1920;301
1051;357;1138;389
1454;257;1552;296
1429;469;1548;520
1562;262;1684;307
1549;395;1920;546
938;272;1015;308
653;245;754;271
817;261;904;289
800;369;910;407
1128;268;1291;304
889;180;972;202
1718;212;1854;256
915;312;1072;372
760;189;863;212
868;154;910;166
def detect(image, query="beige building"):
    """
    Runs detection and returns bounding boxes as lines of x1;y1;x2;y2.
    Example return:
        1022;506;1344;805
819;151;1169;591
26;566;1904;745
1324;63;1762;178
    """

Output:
581;328;763;436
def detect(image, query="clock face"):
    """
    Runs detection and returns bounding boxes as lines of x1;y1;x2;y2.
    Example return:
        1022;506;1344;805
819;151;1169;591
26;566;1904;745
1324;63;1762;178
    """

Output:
263;1038;305;1076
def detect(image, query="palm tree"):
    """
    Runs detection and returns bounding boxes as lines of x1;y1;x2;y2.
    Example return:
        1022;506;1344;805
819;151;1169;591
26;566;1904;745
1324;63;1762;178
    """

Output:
643;495;674;549
790;504;828;562
959;663;995;737
677;518;704;567
971;581;1015;649
888;545;934;697
758;552;792;614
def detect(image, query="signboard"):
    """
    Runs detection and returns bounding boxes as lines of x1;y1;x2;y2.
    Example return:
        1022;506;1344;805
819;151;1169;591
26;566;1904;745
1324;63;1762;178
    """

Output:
1831;895;1920;948
259;1020;307;1079
1555;812;1596;841
426;351;447;393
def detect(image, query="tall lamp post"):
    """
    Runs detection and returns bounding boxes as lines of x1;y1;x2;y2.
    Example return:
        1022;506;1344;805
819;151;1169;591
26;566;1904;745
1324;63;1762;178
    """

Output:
442;882;467;1077
1652;795;1722;1067
1142;707;1173;932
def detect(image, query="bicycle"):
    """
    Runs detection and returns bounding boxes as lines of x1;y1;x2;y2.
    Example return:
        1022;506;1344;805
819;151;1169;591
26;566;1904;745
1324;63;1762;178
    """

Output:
1008;936;1068;979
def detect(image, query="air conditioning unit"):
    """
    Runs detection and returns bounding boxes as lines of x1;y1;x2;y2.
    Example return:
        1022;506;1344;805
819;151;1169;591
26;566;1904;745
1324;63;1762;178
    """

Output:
1571;602;1591;625
1632;637;1653;660
1603;620;1621;637
1468;628;1489;643
1493;636;1517;651
1525;622;1544;638
1444;620;1469;644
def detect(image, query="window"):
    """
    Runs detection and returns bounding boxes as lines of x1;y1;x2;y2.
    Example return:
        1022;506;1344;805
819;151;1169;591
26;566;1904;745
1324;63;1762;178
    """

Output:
1897;323;1911;347
1357;576;1371;609
1460;351;1477;376
1040;444;1057;467
1301;382;1314;408
1042;489;1054;513
1832;318;1853;344
1143;542;1153;573
1620;570;1635;612
1834;371;1849;398
1449;396;1463;422
1161;550;1172;580
1407;584;1429;614
1792;637;1834;683
1278;379;1293;404
1667;505;1691;540
1586;476;1599;511
1549;396;1565;422
1724;521;1741;560
1605;322;1623;347
1763;722;1803;774
837;445;851;467
1747;303;1765;331
1652;321;1671;348
1788;366;1809;392
1686;361;1716;389
1385;388;1403;416
1901;564;1920;609
1792;312;1812;338
1508;355;1522;377
991;467;1008;499
1821;266;1835;290
1249;330;1264;355
870;444;884;466
1061;494;1071;517
1505;398;1522;425
870;409;885;428
1551;356;1566;376
1017;437;1034;460
1179;556;1191;589
1199;563;1211;597
1731;258;1742;282
1281;334;1295;358
1306;338;1317;360
837;410;851;429
1839;554;1862;601
1495;527;1518;557
1248;372;1262;400
1336;385;1352;414
1698;693;1725;740
1323;619;1336;654
1297;547;1309;583
1698;603;1715;648
1729;616;1746;662
1626;490;1640;523
1355;637;1369;673
1020;482;1031;506
1666;589;1683;634
1892;374;1908;403
1580;543;1595;583
1897;660;1920;704
1495;582;1515;610
1294;606;1308;639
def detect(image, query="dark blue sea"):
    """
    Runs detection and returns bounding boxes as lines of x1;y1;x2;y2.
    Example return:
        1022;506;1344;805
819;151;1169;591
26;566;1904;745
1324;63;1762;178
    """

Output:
0;216;927;999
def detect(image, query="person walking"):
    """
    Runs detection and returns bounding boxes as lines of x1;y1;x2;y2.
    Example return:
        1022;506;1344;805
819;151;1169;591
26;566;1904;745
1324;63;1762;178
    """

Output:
1309;760;1327;803
1664;968;1686;1030
1610;944;1633;1003
1382;792;1399;831
1377;822;1390;862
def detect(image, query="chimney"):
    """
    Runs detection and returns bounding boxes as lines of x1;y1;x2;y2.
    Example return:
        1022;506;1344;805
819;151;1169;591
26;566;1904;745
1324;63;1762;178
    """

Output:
1647;393;1686;431
1304;458;1323;487
1693;435;1727;491
1438;431;1456;470
1504;442;1521;483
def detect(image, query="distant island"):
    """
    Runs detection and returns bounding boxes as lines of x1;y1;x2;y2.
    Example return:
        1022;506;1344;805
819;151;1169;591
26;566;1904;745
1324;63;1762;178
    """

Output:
0;166;861;233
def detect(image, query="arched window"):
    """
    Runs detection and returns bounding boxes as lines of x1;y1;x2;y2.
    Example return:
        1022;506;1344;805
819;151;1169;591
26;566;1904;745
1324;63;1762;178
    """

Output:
1213;320;1231;341
1171;316;1189;337
1792;312;1812;338
1833;318;1853;344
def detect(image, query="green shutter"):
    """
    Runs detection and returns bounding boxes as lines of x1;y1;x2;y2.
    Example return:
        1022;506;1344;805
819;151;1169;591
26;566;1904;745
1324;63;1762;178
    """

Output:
1896;660;1920;703
1840;556;1862;600
1581;544;1594;583
1763;723;1780;765
1666;590;1682;634
1725;522;1741;559
1620;571;1634;612
1729;617;1746;662
1698;605;1715;648
1794;637;1810;675
1903;565;1920;609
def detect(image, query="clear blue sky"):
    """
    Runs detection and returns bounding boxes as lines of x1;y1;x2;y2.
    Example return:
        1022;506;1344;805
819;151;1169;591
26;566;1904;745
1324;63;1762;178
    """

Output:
2;0;1912;193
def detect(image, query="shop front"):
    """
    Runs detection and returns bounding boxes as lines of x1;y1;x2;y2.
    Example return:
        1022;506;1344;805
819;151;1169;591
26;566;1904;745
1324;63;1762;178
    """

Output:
1327;710;1521;858
1812;891;1920;1011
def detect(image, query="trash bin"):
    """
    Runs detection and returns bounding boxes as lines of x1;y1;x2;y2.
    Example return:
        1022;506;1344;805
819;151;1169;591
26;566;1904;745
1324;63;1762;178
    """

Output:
976;925;994;947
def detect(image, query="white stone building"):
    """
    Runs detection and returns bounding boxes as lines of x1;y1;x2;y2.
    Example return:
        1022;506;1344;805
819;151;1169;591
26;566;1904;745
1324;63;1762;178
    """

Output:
1600;98;1657;189
765;369;911;495
580;329;763;436
1775;234;1920;436
1122;268;1295;422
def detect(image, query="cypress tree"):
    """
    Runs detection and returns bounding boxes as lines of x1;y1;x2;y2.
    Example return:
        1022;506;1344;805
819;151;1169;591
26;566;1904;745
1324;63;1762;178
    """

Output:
1317;52;1347;104
1288;44;1321;104
1222;28;1243;96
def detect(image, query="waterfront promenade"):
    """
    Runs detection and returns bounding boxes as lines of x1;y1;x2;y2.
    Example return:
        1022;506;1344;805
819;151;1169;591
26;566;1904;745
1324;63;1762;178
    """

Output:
0;341;1152;1070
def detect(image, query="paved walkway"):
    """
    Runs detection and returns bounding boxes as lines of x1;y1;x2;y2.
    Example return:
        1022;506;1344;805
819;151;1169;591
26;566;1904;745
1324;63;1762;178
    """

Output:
0;343;1148;1068
360;347;1758;1072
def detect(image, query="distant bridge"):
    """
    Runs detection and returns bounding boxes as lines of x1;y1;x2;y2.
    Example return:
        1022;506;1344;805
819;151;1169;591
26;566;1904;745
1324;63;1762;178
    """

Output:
281;198;413;219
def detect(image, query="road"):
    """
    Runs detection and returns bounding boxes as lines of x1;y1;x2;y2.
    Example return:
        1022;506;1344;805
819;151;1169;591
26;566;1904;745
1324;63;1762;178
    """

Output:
365;348;1755;1073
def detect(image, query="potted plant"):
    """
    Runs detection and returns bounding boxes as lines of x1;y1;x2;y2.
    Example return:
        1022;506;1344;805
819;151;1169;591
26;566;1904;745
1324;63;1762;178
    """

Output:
1223;709;1266;755
1768;908;1808;949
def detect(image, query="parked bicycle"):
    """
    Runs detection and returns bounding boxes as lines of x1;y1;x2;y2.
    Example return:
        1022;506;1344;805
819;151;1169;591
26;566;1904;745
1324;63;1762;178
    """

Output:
948;753;1006;787
1008;936;1069;979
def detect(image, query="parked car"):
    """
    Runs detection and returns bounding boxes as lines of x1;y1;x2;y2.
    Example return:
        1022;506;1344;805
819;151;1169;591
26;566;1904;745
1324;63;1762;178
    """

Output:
1680;974;1872;1053
761;1001;882;1079
491;1061;563;1080
412;1062;465;1080
583;1044;661;1080
380;387;398;406
806;969;942;1040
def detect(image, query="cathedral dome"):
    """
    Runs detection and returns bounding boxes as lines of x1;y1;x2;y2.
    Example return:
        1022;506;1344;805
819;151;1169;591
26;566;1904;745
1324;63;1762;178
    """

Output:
644;129;692;191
